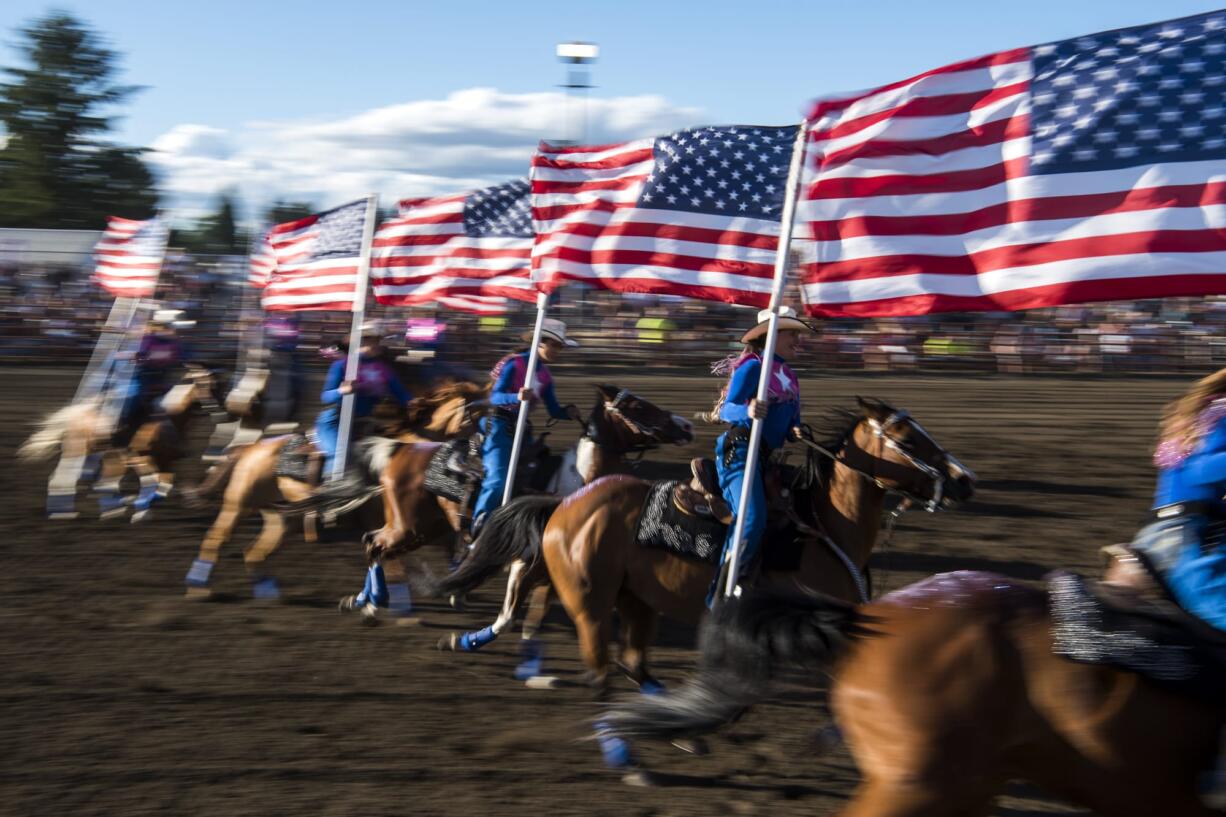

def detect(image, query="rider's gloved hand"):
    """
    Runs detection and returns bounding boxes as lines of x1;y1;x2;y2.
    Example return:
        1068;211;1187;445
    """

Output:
566;404;582;422
749;398;768;421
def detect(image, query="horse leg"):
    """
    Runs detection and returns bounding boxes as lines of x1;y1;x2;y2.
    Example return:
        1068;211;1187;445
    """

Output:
130;455;160;522
46;440;89;519
383;557;413;618
449;558;528;653
96;449;128;519
515;561;553;681
615;590;663;694
244;509;285;600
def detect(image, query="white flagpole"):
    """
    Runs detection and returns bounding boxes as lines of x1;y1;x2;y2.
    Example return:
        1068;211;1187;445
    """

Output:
73;296;139;403
330;194;380;482
723;121;810;599
501;290;549;505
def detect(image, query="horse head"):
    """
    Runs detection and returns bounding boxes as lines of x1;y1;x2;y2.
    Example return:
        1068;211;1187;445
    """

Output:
402;380;489;438
844;397;975;511
590;384;694;451
802;398;974;513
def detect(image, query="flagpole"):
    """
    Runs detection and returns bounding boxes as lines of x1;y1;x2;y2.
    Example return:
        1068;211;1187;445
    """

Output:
331;194;380;482
73;296;139;404
723;121;810;599
501;290;549;505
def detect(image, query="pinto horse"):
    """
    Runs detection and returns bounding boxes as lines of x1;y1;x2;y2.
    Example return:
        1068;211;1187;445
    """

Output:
367;383;695;636
601;570;1225;817
540;398;974;696
18;368;225;520
182;381;487;599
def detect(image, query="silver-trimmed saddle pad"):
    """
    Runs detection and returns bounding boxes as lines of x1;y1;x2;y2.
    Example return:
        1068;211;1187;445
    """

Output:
635;480;726;565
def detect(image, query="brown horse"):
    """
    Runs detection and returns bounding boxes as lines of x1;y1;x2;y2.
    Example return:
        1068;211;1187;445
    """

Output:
18;368;224;521
392;384;694;657
602;572;1225;817
182;381;487;599
540;398;974;696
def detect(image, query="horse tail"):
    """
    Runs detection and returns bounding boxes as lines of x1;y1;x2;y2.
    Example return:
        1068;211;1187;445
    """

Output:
422;495;562;598
596;588;872;742
181;448;245;509
18;399;99;463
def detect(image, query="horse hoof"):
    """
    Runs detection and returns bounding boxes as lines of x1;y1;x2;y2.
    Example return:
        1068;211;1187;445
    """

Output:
671;738;710;756
184;586;213;601
252;577;281;601
99;505;128;521
622;770;655;788
524;675;560;690
47;512;79;521
438;633;459;651
131;509;152;524
337;595;362;613
448;594;466;611
359;603;380;626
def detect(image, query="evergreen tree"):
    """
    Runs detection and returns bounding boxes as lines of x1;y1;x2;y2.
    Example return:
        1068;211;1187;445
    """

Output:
0;12;157;228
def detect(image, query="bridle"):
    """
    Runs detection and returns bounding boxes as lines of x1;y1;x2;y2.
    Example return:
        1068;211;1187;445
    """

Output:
595;388;688;453
798;410;967;514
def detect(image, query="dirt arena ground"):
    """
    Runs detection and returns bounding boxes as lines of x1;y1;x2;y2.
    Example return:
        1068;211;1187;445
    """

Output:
0;367;1188;816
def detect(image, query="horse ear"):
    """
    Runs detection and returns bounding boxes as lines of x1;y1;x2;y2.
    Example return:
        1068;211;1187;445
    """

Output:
856;396;889;420
595;384;618;400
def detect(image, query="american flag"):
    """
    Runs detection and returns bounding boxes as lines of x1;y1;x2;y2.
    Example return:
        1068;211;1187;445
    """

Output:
248;229;275;289
370;179;533;312
262;198;373;312
531;125;798;305
800;9;1226;317
93;216;169;298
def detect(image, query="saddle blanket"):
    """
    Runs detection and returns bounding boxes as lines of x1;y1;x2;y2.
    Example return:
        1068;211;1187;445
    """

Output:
274;434;314;482
1048;570;1226;700
636;480;726;565
424;438;480;503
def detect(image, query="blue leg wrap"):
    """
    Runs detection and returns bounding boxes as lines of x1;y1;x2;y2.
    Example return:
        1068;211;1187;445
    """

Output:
387;582;412;615
594;721;635;769
47;493;76;518
639;678;667;696
458;625;498;652
513;639;544;680
97;490;126;517
252;576;281;600
81;454;101;483
185;559;214;587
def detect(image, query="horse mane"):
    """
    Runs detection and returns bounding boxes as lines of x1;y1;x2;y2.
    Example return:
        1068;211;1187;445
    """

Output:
803;397;896;489
402;380;489;429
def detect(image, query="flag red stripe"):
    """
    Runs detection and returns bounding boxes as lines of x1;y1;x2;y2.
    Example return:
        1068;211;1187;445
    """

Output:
810;81;1028;143
817;114;1028;170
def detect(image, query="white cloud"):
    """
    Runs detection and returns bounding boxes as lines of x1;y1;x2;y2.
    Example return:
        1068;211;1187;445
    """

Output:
149;87;702;224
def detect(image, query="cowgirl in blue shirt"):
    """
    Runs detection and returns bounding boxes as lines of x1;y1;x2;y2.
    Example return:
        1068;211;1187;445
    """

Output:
710;307;814;604
1136;368;1226;631
471;318;581;535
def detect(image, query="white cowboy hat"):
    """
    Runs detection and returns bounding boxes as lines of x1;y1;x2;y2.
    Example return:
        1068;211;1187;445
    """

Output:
740;306;814;344
522;318;579;347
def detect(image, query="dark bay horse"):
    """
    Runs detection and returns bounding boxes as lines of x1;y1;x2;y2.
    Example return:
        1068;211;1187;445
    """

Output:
602;575;1225;817
541;398;974;696
370;384;695;642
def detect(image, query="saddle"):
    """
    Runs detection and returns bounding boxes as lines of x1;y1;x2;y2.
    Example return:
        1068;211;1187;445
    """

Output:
273;433;324;486
424;435;484;504
1051;557;1226;699
671;458;733;524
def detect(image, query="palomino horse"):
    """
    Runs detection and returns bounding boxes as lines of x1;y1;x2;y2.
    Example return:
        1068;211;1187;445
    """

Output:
540;398;974;696
182;381;487;599
375;384;694;651
18;368;224;520
601;573;1225;817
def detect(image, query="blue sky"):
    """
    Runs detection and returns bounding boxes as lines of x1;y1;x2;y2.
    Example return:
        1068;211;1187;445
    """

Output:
2;0;1220;220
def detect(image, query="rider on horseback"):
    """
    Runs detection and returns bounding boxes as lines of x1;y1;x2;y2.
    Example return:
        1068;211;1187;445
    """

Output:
315;321;412;477
120;309;192;439
471;318;581;537
1136;367;1226;631
708;306;814;606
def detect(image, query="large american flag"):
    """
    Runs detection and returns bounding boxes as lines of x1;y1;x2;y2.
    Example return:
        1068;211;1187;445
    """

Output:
93;216;169;298
262;198;372;312
248;229;275;289
531;125;798;305
800;9;1226;317
370;179;533;313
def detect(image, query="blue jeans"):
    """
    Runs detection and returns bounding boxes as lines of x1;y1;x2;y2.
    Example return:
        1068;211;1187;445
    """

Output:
1132;514;1226;631
473;414;514;523
315;411;340;475
715;431;767;584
